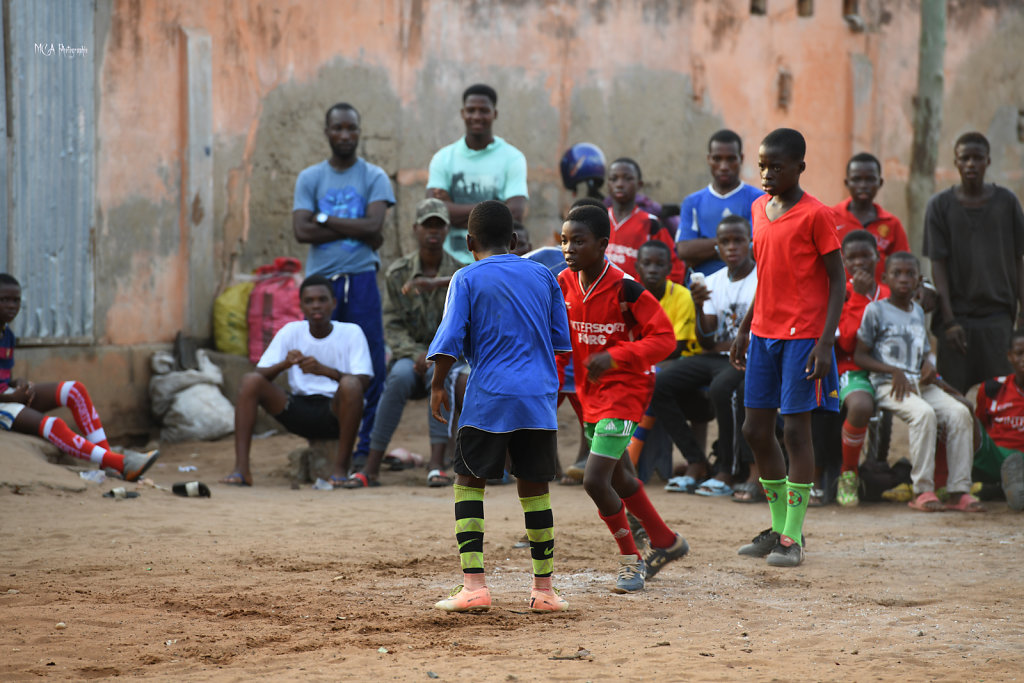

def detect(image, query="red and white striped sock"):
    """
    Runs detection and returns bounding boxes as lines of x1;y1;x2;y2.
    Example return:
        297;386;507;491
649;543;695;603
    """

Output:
39;416;123;471
57;381;109;449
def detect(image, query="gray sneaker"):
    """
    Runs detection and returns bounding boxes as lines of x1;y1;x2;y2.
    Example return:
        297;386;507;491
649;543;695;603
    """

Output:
766;536;804;567
611;554;646;593
1002;452;1024;512
738;528;779;557
643;533;689;579
122;449;160;482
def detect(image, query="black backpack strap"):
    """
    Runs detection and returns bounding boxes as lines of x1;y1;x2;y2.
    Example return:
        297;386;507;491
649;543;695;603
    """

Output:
983;378;1003;400
618;278;645;331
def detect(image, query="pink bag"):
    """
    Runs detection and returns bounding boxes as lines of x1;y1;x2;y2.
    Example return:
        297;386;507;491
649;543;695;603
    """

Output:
247;257;304;364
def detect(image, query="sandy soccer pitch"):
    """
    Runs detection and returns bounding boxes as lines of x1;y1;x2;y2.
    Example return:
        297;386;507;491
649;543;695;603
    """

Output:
2;401;1022;681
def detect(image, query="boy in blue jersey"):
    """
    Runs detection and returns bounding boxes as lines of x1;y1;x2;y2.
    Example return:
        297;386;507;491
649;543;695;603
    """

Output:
428;200;572;613
676;129;764;276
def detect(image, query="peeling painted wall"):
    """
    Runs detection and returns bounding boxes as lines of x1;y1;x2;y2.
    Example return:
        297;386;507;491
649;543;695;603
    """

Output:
89;0;1024;347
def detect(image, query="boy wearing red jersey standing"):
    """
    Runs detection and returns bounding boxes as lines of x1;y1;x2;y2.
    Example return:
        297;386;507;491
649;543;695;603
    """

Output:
731;129;845;567
559;205;690;593
832;153;910;282
606;158;686;284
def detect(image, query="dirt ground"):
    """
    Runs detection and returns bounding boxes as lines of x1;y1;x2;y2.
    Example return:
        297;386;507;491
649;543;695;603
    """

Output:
2;399;1023;682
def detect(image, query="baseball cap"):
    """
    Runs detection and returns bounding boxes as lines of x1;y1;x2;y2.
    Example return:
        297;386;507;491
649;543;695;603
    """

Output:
415;198;450;225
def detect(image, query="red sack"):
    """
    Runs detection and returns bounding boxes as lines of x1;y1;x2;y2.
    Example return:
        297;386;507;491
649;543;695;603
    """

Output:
247;257;304;364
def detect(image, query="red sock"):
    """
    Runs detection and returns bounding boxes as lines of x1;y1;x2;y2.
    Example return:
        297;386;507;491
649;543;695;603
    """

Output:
57;381;109;449
39;416;123;470
599;503;639;558
840;422;868;473
622;480;676;549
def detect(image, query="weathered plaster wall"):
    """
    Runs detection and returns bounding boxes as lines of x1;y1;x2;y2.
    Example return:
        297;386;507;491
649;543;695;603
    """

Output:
20;0;1021;437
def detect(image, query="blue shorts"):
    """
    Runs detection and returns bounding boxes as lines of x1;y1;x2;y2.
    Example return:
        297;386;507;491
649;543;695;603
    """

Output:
744;335;840;414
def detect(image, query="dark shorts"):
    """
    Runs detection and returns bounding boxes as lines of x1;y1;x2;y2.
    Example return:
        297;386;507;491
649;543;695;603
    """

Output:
745;335;840;414
273;394;339;440
454;426;559;482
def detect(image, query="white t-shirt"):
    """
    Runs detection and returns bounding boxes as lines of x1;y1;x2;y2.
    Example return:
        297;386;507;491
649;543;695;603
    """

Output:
258;321;372;397
701;265;758;353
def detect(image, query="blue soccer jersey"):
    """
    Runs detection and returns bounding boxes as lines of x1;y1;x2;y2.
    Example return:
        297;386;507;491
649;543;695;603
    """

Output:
428;254;571;432
677;182;764;275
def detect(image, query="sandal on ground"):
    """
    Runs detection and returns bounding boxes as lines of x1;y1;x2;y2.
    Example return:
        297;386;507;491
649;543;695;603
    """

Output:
328;474;350;488
665;475;697;493
342;472;381;489
731;481;766;503
219;472;252;487
944;492;985;512
908;490;944;512
808;486;827;507
558;474;582;486
695;478;733;497
427;469;453;487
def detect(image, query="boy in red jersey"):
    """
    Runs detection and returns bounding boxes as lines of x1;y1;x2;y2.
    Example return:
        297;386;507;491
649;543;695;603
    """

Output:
832;230;890;506
559;205;690;593
833;153;909;282
606;158;686;284
975;329;1024;511
730;129;845;567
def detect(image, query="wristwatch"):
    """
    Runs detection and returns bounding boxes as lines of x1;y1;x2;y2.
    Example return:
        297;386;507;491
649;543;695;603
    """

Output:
315;212;328;224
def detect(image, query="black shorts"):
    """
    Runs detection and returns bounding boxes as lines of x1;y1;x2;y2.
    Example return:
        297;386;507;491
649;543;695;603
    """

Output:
273;394;339;440
454;427;559;482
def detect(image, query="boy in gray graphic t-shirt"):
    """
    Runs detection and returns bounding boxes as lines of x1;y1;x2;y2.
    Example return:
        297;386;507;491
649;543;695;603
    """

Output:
854;252;982;512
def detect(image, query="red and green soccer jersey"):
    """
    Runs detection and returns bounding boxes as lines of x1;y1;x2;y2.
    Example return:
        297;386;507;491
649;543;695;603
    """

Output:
557;263;676;424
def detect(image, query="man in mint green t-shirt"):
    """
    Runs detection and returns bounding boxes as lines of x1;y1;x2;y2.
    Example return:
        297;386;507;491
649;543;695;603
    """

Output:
426;84;529;264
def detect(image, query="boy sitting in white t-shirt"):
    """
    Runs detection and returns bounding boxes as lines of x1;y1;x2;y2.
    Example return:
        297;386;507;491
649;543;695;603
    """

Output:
220;275;373;487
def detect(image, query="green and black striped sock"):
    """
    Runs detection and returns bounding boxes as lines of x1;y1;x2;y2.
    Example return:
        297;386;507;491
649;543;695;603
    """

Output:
520;493;554;578
454;484;485;574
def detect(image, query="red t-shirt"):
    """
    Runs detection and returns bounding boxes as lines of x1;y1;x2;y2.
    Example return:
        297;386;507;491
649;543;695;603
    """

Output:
751;192;842;339
607;207;686;284
835;279;890;375
976;376;1024;452
832;200;910;282
557;263;676;424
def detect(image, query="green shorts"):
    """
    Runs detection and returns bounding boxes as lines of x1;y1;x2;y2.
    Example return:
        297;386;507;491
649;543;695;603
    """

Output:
973;429;1022;483
584;418;637;460
839;370;875;404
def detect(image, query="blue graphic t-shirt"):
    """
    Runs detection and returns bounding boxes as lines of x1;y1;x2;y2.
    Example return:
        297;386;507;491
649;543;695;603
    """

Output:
677;182;764;276
427;136;529;265
293;158;396;276
427;254;570;432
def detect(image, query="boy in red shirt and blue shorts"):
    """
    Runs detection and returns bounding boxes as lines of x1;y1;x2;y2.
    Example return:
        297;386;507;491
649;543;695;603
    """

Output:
730;129;845;567
559;205;690;593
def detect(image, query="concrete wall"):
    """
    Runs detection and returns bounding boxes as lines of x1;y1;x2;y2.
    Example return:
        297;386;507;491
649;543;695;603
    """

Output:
13;0;1024;438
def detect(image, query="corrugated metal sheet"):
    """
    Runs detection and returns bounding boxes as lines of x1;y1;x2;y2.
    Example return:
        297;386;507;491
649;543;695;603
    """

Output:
5;0;95;342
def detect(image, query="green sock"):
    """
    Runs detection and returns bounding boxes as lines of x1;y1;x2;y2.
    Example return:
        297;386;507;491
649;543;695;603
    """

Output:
520;493;554;578
781;481;812;546
760;477;789;534
454;484;485;574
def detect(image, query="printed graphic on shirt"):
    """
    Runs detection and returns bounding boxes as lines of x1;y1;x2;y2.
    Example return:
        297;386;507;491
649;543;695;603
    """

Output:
450;172;500;205
319;186;366;219
318;187;367;252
